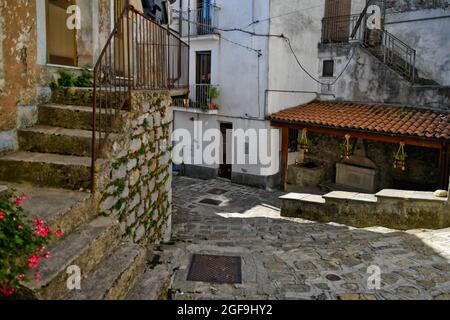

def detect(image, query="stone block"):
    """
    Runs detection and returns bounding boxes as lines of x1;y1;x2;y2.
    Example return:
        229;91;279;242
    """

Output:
336;162;376;193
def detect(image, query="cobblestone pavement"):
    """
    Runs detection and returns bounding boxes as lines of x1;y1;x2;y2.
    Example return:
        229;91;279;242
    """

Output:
167;176;450;300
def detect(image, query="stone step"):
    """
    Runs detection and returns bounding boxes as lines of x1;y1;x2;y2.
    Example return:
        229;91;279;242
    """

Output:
18;125;92;157
0;151;91;190
125;264;172;300
38;104;116;131
69;243;147;300
1;182;95;239
19;217;120;300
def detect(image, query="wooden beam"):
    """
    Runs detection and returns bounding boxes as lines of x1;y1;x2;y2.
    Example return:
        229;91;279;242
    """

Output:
271;121;444;149
280;127;289;191
440;143;450;189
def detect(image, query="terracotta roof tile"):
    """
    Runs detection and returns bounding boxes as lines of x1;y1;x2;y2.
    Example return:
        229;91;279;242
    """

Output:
271;101;450;140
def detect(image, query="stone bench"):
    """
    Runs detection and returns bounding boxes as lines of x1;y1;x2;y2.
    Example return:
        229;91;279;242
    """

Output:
280;189;450;230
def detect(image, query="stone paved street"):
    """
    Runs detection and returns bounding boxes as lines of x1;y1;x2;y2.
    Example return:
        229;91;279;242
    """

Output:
165;176;450;300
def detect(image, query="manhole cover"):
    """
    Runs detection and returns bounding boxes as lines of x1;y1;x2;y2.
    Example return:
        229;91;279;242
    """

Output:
207;188;228;195
199;198;223;206
187;254;242;284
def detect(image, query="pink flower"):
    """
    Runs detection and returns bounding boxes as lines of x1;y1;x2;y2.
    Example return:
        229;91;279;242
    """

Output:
55;228;63;238
15;194;28;206
33;218;44;228
34;225;51;237
44;252;51;259
0;211;5;220
0;286;15;296
39;246;46;253
18;274;25;282
28;253;41;269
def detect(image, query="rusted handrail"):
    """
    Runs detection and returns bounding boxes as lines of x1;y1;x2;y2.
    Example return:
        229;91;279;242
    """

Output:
91;0;189;190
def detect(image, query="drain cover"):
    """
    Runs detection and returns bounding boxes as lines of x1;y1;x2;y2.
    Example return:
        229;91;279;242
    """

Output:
187;254;242;284
207;188;228;195
199;198;222;206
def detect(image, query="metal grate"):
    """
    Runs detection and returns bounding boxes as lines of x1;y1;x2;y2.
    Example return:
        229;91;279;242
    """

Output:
187;254;242;284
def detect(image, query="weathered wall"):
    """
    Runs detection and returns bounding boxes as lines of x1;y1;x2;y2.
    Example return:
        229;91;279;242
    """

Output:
97;91;173;246
319;44;450;110
0;0;40;153
385;0;450;12
385;8;450;85
303;132;441;191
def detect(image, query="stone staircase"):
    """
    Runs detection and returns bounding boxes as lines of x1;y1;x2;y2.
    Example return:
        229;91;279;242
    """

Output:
0;88;149;300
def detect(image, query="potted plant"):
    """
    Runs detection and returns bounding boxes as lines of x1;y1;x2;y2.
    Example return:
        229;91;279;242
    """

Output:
298;129;312;152
393;153;407;171
206;86;220;110
393;142;407;171
340;134;353;159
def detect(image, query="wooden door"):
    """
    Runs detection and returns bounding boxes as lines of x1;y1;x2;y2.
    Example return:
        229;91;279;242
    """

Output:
219;123;233;180
323;0;352;43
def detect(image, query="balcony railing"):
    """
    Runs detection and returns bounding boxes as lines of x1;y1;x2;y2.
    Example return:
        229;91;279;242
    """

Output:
321;14;363;44
179;4;220;38
174;84;219;111
91;0;189;190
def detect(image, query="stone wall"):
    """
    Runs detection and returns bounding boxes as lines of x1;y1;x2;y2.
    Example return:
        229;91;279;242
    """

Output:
97;91;173;246
281;190;450;230
303;132;442;191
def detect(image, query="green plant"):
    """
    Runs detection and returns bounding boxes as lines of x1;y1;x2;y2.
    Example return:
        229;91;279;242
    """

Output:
0;191;62;297
75;70;93;87
207;86;220;102
57;69;77;87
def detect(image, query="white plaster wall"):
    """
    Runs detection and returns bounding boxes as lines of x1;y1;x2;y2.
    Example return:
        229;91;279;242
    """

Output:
173;110;280;177
267;0;325;115
385;9;450;85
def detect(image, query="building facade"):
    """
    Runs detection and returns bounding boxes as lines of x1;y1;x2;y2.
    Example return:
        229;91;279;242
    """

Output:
171;0;450;192
171;0;328;189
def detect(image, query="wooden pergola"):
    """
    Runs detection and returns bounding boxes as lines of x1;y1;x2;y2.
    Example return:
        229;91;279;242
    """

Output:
270;101;450;191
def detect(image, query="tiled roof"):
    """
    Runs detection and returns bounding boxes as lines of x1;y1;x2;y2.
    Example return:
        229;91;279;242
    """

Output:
271;101;450;140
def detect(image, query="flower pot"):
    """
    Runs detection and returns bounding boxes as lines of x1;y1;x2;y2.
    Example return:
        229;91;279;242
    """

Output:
300;143;310;153
341;150;353;159
394;159;406;171
208;103;218;110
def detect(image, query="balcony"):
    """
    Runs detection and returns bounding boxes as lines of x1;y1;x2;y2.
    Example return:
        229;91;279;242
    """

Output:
173;84;220;114
179;4;220;39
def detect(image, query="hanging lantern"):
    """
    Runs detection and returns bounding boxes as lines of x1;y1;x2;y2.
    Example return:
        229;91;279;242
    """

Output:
340;134;353;159
393;142;407;171
298;128;311;152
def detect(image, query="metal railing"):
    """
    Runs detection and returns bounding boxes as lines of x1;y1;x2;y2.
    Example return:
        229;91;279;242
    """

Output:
174;84;220;110
321;13;416;83
91;0;189;190
179;4;220;38
321;14;365;44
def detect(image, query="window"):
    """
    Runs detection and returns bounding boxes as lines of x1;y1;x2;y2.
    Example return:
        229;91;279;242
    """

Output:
322;60;334;77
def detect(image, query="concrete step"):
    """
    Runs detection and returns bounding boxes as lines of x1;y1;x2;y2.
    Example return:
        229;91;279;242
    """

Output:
69;243;147;300
19;217;120;300
125;264;172;300
0;151;91;190
1;182;95;239
38;104;116;131
18;125;92;157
